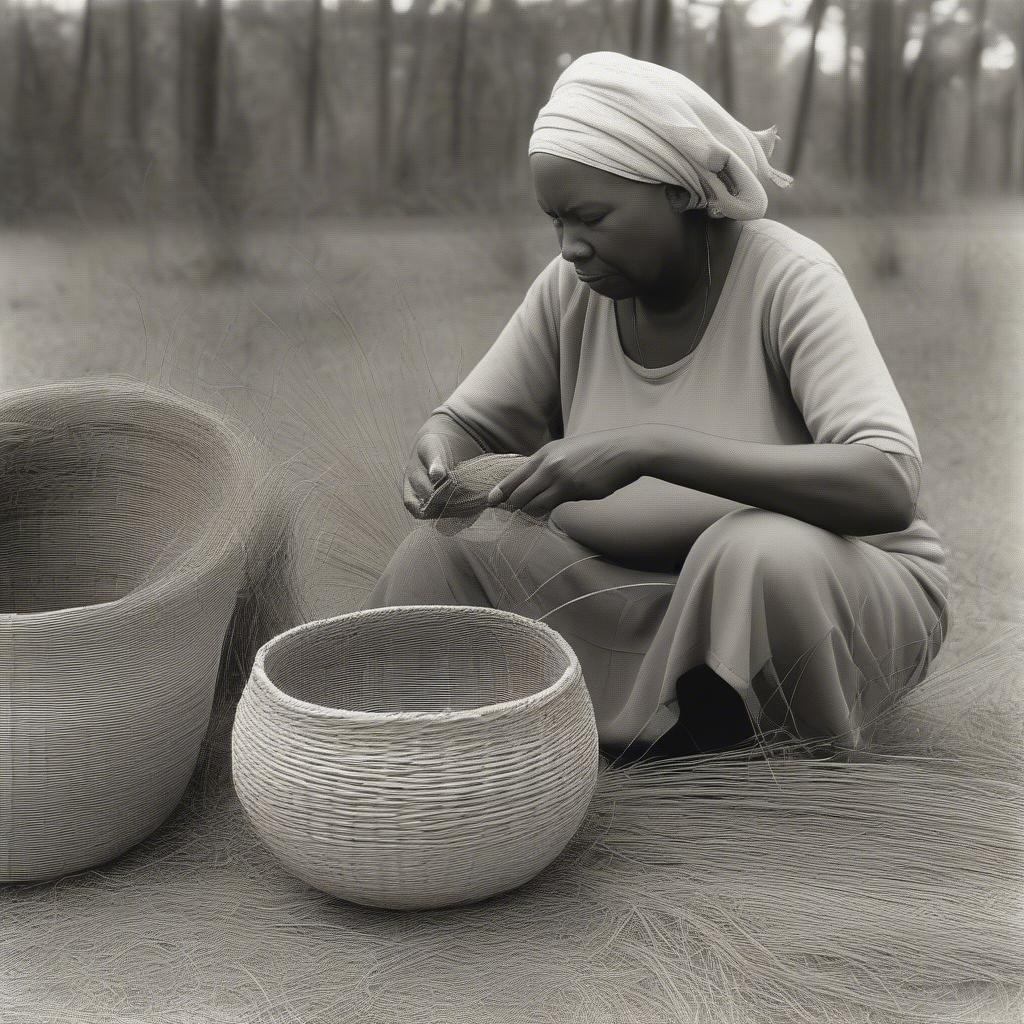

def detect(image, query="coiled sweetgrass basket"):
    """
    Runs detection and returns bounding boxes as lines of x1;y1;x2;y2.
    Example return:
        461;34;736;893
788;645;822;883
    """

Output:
231;604;600;910
0;377;284;881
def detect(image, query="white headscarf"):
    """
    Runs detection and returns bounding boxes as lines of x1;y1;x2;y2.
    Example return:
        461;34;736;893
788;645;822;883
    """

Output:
529;51;793;221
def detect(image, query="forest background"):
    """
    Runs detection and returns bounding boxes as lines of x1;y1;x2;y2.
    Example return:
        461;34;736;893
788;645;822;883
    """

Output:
2;0;1021;231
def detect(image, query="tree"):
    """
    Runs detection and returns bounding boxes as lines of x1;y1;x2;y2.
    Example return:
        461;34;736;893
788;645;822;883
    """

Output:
176;0;194;168
303;0;323;172
649;0;672;68
125;0;144;162
395;0;433;187
1019;4;1024;192
961;0;989;190
593;0;619;50
193;0;223;186
786;0;829;177
839;0;855;178
629;0;646;60
902;0;939;196
66;0;95;155
13;9;44;210
716;0;736;115
862;0;899;196
450;0;474;168
377;0;393;180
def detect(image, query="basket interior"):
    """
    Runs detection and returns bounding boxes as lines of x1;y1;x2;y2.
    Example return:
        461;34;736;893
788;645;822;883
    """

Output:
0;403;243;614
264;608;573;713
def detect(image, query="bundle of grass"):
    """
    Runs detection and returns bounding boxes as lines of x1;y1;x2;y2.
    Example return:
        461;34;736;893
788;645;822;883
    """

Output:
0;376;292;882
416;452;530;521
232;604;600;910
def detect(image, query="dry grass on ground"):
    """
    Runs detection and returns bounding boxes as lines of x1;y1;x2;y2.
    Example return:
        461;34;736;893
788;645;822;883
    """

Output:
0;206;1021;1023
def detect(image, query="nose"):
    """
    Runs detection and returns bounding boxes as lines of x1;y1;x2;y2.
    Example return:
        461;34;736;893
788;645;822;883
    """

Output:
559;228;593;265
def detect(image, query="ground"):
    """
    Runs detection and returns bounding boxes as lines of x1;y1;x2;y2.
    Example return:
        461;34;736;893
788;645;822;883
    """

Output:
0;204;1021;1023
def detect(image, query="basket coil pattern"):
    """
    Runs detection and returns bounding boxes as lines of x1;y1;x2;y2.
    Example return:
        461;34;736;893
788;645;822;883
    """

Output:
231;605;600;910
0;378;284;881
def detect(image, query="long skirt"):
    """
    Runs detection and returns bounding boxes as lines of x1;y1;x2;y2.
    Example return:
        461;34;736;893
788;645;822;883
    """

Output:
359;506;952;754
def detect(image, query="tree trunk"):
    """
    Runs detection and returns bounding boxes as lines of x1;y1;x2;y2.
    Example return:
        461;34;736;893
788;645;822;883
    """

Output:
176;0;193;166
961;0;988;192
863;0;898;197
395;0;433;186
999;83;1016;191
1019;6;1024;192
901;0;936;185
125;0;144;162
376;0;393;181
489;0;524;189
890;0;914;201
839;0;855;178
98;26;115;132
786;0;828;177
303;0;323;173
629;0;646;61
13;11;38;209
649;0;672;68
450;0;474;168
913;66;938;197
717;0;736;115
193;0;222;186
66;0;95;152
594;0;617;50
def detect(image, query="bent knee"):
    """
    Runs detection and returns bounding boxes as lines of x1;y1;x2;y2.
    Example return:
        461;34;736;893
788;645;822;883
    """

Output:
693;508;839;574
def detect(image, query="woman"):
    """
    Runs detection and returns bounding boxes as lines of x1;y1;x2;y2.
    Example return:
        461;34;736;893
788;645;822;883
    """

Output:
361;52;952;764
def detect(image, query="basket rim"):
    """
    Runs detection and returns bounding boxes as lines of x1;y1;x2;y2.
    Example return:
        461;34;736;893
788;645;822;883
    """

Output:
249;604;583;722
0;376;273;623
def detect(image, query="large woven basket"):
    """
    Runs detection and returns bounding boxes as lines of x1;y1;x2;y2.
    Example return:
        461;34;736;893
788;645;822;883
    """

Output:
0;377;284;881
231;605;600;910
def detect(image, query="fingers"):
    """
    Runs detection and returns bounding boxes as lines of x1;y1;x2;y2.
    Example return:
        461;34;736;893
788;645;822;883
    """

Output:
403;470;428;518
486;457;534;507
419;433;453;484
490;464;559;518
404;433;453;519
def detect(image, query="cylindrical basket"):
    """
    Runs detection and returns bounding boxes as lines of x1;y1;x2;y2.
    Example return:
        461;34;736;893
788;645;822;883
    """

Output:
231;604;600;910
0;377;285;881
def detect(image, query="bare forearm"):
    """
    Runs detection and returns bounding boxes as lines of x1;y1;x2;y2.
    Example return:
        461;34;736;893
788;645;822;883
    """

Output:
418;412;488;464
638;424;913;537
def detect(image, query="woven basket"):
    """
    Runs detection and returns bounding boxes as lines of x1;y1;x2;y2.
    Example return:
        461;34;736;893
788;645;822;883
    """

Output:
231;604;600;910
0;377;284;881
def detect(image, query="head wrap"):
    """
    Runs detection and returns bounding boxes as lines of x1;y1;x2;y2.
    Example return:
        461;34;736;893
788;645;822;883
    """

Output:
529;51;793;221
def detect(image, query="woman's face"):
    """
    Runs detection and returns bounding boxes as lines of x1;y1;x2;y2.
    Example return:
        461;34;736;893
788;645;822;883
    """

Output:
529;152;694;302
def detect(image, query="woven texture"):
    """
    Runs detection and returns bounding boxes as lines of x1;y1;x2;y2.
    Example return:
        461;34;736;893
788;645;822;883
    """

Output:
416;452;531;521
231;604;600;910
0;377;287;882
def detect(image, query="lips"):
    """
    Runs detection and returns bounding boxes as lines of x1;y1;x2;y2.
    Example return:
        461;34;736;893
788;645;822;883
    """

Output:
577;272;609;283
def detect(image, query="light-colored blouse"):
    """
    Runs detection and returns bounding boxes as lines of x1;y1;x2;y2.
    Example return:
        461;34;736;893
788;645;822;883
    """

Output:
430;218;948;588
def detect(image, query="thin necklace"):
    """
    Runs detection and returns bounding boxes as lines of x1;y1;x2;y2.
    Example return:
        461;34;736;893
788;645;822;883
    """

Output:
631;219;712;370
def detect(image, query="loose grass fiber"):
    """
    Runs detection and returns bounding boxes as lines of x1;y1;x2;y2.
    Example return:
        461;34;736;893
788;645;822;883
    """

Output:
0;377;291;881
260;340;1021;1022
1;332;1020;1021
232;605;600;910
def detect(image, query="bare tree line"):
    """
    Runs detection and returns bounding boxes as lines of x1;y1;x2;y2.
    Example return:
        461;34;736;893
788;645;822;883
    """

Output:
0;0;1020;222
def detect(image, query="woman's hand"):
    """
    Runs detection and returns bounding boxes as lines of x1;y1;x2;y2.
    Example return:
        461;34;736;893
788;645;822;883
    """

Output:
485;428;643;517
404;418;486;519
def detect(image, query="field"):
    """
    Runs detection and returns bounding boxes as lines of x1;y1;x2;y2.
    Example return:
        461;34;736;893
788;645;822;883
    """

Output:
0;205;1021;1022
